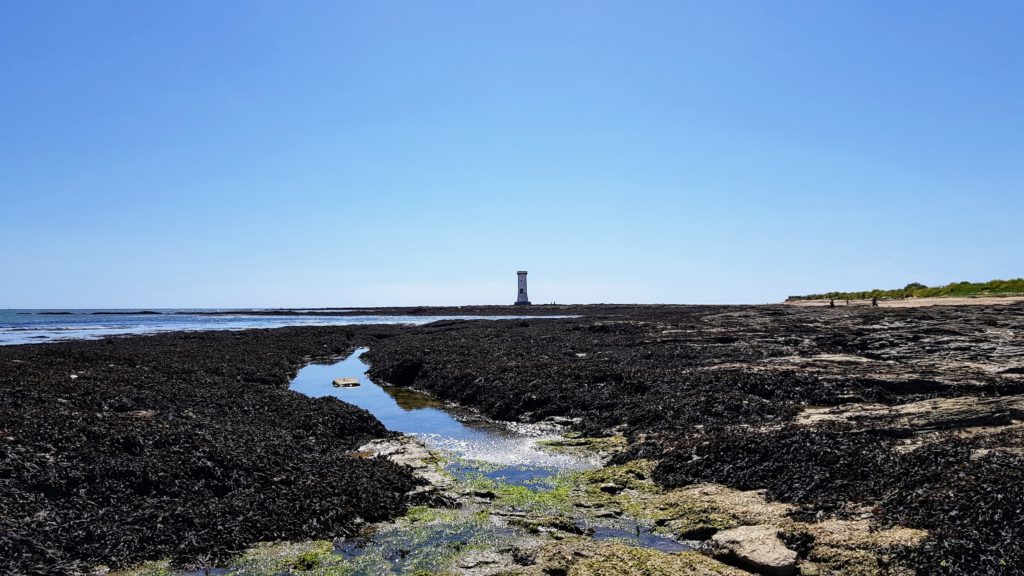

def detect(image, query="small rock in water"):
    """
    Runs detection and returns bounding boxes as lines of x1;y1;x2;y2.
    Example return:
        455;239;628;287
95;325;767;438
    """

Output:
332;377;359;387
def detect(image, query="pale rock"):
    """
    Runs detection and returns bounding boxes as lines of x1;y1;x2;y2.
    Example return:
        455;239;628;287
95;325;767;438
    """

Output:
711;525;798;576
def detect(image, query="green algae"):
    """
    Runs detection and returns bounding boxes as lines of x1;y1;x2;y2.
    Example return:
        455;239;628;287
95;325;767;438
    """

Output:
537;540;746;576
536;435;627;457
462;470;576;515
342;506;497;573
570;546;745;576
578;459;658;494
620;492;738;539
497;480;574;512
227;540;351;575
114;445;720;576
508;514;584;536
402;505;460;525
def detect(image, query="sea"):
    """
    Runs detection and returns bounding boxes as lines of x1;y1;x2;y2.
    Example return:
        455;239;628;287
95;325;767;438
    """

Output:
0;309;541;346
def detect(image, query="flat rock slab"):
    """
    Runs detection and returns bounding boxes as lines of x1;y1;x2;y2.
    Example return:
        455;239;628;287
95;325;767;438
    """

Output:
711;525;798;576
797;395;1024;432
332;377;359;387
359;436;455;490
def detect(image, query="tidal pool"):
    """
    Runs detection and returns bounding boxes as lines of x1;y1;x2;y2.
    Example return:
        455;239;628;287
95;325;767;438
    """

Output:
285;348;693;574
289;347;597;482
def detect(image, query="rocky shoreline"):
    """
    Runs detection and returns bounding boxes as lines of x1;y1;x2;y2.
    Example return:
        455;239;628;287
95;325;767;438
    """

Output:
3;303;1023;575
363;303;1024;575
0;329;418;574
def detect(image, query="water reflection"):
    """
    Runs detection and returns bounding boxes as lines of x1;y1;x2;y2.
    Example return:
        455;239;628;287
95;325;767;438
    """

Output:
386;386;448;411
289;348;594;471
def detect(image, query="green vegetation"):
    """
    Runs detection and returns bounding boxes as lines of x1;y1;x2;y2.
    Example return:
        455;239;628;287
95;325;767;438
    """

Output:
401;505;459;524
620;490;738;540
575;461;741;540
578;459;658;494
560;541;747;576
788;278;1024;301
462;470;577;514
225;540;351;576
537;434;627;457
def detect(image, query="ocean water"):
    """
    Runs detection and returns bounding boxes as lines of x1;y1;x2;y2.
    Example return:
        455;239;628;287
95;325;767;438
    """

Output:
0;309;555;346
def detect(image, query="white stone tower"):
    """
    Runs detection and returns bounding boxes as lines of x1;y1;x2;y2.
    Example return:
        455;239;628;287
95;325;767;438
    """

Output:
514;271;531;305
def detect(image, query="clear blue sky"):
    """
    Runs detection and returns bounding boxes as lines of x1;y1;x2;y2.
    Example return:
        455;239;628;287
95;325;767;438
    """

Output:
2;1;1021;307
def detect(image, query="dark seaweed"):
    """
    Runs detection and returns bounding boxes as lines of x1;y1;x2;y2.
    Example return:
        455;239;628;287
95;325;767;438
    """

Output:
363;303;1024;575
0;328;418;575
4;303;1024;575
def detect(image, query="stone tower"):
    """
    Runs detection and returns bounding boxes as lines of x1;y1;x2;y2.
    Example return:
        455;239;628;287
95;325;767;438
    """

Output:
514;271;531;305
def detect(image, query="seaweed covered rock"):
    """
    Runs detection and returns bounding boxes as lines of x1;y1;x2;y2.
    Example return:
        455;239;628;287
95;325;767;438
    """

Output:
652;425;901;510
4;302;1024;575
529;539;748;576
0;328;418;575
360;303;1024;575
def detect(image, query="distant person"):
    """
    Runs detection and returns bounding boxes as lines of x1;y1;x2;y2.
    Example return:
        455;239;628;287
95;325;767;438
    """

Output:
846;300;851;306
872;297;879;307
829;299;835;308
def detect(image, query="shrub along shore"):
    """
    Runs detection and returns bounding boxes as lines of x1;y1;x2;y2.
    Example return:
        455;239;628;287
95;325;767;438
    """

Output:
787;278;1024;302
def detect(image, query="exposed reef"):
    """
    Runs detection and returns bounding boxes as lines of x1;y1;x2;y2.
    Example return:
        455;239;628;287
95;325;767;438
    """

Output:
3;303;1024;575
0;329;418;575
363;303;1024;575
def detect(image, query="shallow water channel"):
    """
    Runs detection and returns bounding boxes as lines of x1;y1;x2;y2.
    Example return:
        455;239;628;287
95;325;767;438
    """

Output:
286;348;691;574
291;348;594;481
